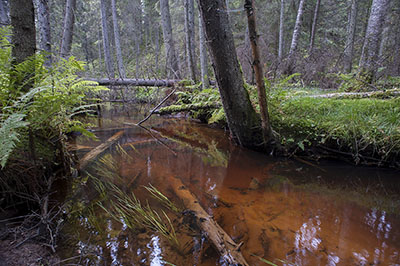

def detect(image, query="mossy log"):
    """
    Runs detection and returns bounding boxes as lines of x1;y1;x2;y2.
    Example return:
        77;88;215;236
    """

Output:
79;130;124;170
307;89;400;99
155;102;221;115
169;176;249;266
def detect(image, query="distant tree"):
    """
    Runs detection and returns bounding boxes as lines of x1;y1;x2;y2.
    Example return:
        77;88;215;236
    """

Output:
359;0;390;82
198;13;209;89
343;0;358;73
0;0;9;27
160;0;180;78
278;0;285;61
197;0;263;148
100;0;115;78
184;0;197;81
35;0;52;67
308;0;321;54
111;0;126;78
60;0;76;58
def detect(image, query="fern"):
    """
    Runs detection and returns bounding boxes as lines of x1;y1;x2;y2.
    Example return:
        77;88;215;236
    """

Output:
0;113;29;168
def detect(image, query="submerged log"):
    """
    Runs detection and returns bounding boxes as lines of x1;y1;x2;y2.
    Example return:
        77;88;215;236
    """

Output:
169;176;250;266
79;130;124;169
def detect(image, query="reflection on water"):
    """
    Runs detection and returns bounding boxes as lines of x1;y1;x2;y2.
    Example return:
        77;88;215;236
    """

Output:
63;105;400;266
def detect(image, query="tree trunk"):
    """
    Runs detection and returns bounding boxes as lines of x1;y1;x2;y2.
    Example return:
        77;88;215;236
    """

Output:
359;0;390;82
10;0;36;66
393;1;400;76
308;0;321;54
278;0;285;61
244;0;272;144
184;0;197;82
343;0;358;73
160;0;180;79
34;0;52;67
198;13;209;89
0;0;9;27
111;0;126;78
60;0;76;58
283;0;306;74
197;0;262;148
100;0;115;78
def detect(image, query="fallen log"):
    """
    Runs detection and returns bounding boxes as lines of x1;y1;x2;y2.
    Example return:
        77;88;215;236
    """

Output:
88;78;178;87
305;89;400;99
169;176;249;266
79;130;124;170
155;102;222;115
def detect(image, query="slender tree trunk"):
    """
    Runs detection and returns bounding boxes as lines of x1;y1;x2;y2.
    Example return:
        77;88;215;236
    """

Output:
160;0;180;78
278;0;285;61
244;0;272;144
111;0;126;78
308;0;321;54
198;13;209;89
60;0;76;58
100;0;115;78
10;0;36;66
343;0;358;73
184;0;197;81
359;0;390;82
35;0;52;67
283;0;306;74
393;2;400;76
0;0;9;27
197;0;262;148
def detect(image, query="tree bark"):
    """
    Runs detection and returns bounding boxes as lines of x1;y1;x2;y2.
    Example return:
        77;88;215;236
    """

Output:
0;0;9;27
100;0;115;78
34;0;52;67
198;13;209;89
160;0;180;79
308;0;321;54
244;0;272;144
184;0;197;82
111;0;126;78
197;0;262;148
343;0;358;73
278;0;285;61
10;0;36;66
60;0;76;58
393;1;400;76
359;0;390;82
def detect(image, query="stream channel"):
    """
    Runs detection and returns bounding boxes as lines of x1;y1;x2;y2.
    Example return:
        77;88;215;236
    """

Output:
61;104;400;266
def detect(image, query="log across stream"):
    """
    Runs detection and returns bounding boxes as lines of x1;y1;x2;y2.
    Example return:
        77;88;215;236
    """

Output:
61;104;400;266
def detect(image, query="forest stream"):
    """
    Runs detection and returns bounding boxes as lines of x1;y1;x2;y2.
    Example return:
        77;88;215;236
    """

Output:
60;104;400;266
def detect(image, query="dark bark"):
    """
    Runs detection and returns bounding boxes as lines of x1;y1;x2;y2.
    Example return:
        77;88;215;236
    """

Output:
199;13;209;89
359;0;390;81
111;0;126;78
308;0;321;54
60;0;76;58
278;0;285;61
343;0;358;73
197;0;262;148
244;0;272;144
184;0;197;81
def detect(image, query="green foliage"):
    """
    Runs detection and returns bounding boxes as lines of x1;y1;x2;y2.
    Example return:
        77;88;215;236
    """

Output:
0;29;107;168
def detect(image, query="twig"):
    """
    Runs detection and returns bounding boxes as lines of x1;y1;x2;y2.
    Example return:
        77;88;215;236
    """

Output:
137;86;177;125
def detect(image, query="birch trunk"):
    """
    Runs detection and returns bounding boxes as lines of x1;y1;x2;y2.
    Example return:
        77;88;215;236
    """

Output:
197;0;262;148
0;0;9;27
111;0;126;78
288;0;306;56
60;0;76;58
244;0;272;144
359;0;390;82
278;0;285;61
343;0;358;73
308;0;321;54
198;13;209;89
35;0;52;67
184;0;197;81
160;0;180;79
100;0;115;78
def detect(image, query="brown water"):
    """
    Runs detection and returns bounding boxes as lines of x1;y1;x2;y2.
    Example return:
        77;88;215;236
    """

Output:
62;105;400;266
